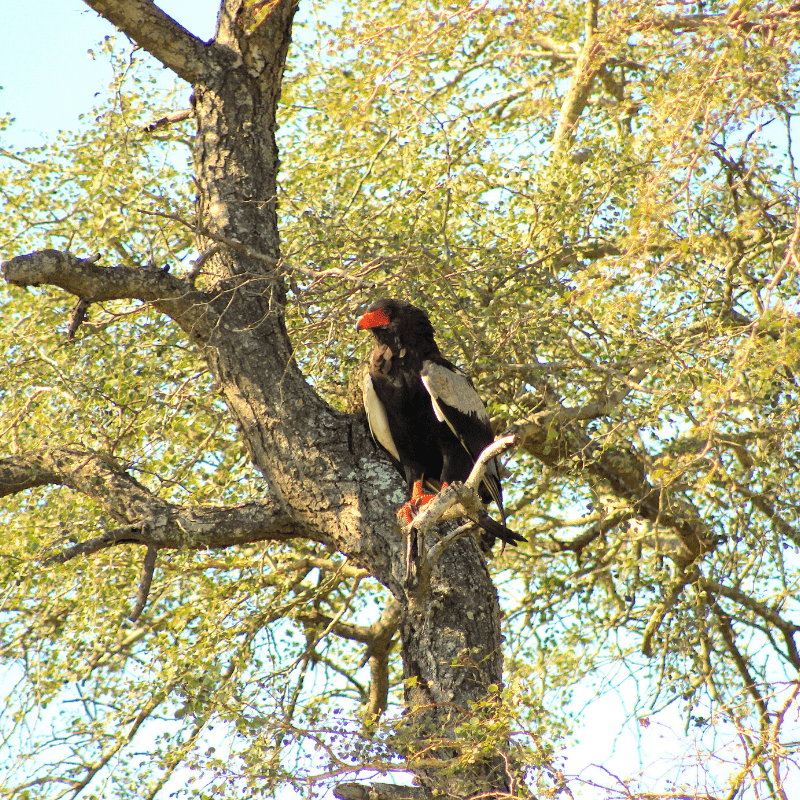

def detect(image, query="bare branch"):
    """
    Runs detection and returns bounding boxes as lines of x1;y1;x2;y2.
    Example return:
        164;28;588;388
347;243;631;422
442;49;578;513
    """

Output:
528;33;578;62
397;438;520;590
465;435;517;493
66;297;91;340
425;521;477;572
334;783;429;800
2;249;216;341
82;0;215;84
403;436;518;539
187;242;223;281
129;544;158;623
548;511;632;558
144;108;194;133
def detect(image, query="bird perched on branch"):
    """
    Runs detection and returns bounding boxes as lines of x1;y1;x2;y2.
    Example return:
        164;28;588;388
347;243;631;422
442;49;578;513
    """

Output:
356;298;524;551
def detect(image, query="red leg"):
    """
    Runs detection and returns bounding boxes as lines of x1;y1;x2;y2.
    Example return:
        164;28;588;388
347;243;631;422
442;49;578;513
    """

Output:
398;479;437;524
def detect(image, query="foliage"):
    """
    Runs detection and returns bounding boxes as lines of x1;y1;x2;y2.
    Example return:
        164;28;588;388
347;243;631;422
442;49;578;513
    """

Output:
2;1;800;798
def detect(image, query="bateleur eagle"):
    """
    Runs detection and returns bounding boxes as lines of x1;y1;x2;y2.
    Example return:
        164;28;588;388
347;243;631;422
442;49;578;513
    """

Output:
356;298;524;551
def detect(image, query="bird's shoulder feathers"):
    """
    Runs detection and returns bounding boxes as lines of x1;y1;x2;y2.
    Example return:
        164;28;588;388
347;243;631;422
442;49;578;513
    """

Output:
420;359;490;424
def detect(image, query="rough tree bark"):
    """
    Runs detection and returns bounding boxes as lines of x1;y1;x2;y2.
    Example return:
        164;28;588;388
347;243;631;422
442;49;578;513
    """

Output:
2;0;515;795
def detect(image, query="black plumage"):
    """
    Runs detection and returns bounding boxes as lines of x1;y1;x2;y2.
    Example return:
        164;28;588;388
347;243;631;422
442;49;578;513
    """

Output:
356;298;524;550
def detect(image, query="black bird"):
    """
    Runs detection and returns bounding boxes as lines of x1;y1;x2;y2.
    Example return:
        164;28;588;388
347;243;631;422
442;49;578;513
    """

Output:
356;298;524;551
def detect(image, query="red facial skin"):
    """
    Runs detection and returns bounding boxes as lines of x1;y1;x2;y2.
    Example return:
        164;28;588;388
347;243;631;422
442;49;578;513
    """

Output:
356;307;391;330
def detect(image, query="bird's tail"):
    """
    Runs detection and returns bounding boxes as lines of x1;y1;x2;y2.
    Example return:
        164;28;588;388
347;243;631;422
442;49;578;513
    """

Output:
472;511;526;553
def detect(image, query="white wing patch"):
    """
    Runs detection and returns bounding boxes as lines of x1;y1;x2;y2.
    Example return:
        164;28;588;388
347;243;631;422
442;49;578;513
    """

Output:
362;372;400;461
421;362;505;518
420;361;490;423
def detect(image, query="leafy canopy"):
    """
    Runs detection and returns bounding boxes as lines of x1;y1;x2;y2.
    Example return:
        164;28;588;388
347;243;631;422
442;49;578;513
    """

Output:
1;1;800;798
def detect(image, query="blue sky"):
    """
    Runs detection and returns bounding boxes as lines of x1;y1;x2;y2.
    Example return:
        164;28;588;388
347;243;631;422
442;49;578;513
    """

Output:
0;2;218;148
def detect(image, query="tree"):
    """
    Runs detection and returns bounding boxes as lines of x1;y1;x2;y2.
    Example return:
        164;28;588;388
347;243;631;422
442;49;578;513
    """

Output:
1;0;799;798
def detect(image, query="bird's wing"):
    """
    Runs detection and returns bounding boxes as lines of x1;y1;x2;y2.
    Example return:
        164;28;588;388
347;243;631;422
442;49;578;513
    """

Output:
420;360;504;510
420;360;490;426
362;371;401;462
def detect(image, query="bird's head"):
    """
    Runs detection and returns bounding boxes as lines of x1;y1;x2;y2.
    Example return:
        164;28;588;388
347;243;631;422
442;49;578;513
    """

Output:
356;298;406;332
356;298;439;356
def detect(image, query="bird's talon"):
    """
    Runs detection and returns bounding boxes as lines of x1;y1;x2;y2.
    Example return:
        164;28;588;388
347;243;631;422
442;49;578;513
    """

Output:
398;503;415;525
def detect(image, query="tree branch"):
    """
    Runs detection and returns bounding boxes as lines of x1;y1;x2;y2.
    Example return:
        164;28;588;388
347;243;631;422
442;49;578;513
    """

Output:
510;405;713;565
42;525;147;565
144;108;194;133
67;297;91;339
552;0;605;152
709;592;770;725
57;500;313;555
4;448;317;558
404;436;518;539
334;783;429;800
129;544;158;622
82;0;215;84
297;598;400;718
3;248;193;303
2;249;217;342
700;578;800;670
0;456;61;496
365;599;401;718
528;33;578;62
642;566;699;658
